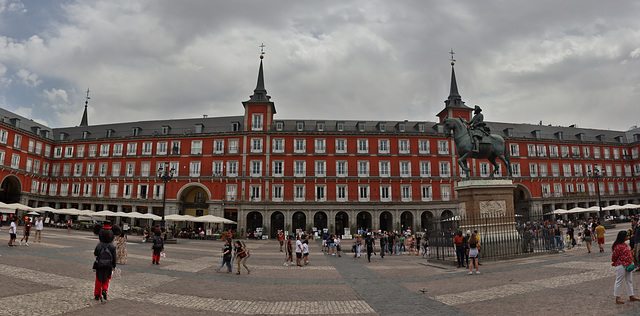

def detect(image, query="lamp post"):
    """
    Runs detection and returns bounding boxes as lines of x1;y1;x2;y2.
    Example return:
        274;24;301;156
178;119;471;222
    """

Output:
589;164;604;220
157;161;175;229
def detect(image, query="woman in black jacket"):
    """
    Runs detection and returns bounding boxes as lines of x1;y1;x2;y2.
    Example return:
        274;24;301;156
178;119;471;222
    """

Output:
93;224;116;302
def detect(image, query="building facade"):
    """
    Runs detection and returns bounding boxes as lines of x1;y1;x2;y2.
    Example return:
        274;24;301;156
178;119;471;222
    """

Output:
0;57;638;237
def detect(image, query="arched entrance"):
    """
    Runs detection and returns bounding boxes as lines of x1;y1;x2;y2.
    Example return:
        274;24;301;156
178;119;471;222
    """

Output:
441;209;455;232
178;185;210;216
246;211;263;238
0;175;21;203
335;211;349;236
292;211;306;233
271;211;285;238
379;211;393;232
356;211;372;231
421;211;434;233
313;211;328;232
400;211;414;232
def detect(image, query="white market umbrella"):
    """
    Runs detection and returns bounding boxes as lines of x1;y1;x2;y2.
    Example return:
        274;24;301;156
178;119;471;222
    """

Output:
139;213;161;221
35;206;57;214
165;214;189;221
622;204;640;210
27;211;40;216
92;210;118;217
566;207;586;214
196;215;228;224
603;205;623;211
5;203;35;212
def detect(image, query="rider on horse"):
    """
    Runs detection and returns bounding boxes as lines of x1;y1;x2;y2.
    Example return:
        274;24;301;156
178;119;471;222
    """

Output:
460;105;490;153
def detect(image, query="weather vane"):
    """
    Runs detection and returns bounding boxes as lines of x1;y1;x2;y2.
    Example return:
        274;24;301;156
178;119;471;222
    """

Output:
449;49;456;66
85;88;90;106
259;43;265;59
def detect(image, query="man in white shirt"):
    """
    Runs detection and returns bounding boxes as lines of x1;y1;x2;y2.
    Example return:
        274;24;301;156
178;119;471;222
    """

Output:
295;235;303;267
8;217;17;247
34;217;44;243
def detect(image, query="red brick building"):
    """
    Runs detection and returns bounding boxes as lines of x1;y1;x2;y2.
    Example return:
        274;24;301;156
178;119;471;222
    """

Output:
0;56;638;236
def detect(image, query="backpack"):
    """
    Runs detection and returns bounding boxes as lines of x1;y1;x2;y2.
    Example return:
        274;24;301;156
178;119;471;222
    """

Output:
153;236;163;250
96;244;113;269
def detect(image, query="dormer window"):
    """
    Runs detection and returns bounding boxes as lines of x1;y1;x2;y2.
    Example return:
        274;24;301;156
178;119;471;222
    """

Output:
105;129;115;138
31;126;41;135
634;134;640;142
296;122;304;131
614;135;624;143
161;126;170;135
316;122;324;132
337;122;344;132
357;122;366;132
398;123;405;132
231;122;240;132
9;118;19;128
81;131;90;139
554;131;564;140
596;134;605;142
575;133;585;141
417;123;425;132
532;130;541;139
504;128;514;137
378;123;386;132
195;124;204;133
59;132;68;141
275;121;283;131
132;127;141;136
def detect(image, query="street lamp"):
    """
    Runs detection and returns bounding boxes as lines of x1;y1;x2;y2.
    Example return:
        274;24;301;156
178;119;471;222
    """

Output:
589;164;605;220
157;161;175;229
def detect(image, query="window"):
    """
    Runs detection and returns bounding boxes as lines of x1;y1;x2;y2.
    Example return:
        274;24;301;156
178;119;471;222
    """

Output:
112;143;123;156
212;161;224;176
250;138;262;153
231;122;240;132
336;185;347;201
560;146;569;158
380;185;391;201
605;164;612;176
509;144;520;157
358;161;369;177
26;158;33;172
272;139;283;153
227;161;238;176
294;184;305;201
214;140;225;154
529;163;538;177
419;140;430;154
438;140;449;155
335;139;347;154
142;142;152;155
171;141;181;155
0;150;4;165
60;183;69;196
358;122;366;132
42;162;49;175
315;185;326;201
53;146;62;158
439;161;450;177
10;154;20;169
400;161;411;177
65;146;74;158
137;184;148;199
574;163;583;176
316;122;324;131
379;161;390;177
86;144;96;157
33;160;40;174
225;185;236;200
49;183;58;196
378;139;390;154
527;144;536;157
315;139;326;153
71;163;82;176
275;122;283;131
190;161;201;177
541;183;551;197
421;185;432;201
272;184;283;201
35;142;42;155
480;162;491;177
582;147;590;158
252;114;263;131
511;163;521;177
296;122;304;131
156;141;167;155
603;148;610;159
615;165;622;176
72;183;81;196
123;184;132;198
401;185;412;201
152;184;163;199
399;140;410;154
250;160;262;177
272;161;283;177
537;145;546;157
109;183;118;198
549;145;558;157
27;139;35;152
294;161;305;177
613;148;620;159
358;185;369;201
125;162;135;177
112;162;121;177
337;122;344;131
100;144;110;157
570;146;580;157
420;161;431;177
315;161;326;177
0;129;7;143
141;162;150;177
13;134;22;149
553;183;563;197
539;163;547;177
441;185;451;201
98;163;108;177
62;163;71;176
563;163;572;177
398;123;405;132
83;183;93;197
126;142;137;155
357;139;368;154
593;147;601;159
294;139;306;153
336;161;347;177
194;124;204;134
51;164;60;176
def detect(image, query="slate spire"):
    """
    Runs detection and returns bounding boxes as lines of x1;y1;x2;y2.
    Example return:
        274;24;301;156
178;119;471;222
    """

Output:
80;88;89;127
248;46;270;102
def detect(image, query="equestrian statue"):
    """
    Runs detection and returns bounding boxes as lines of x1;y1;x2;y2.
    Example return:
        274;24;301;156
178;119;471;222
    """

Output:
442;105;512;180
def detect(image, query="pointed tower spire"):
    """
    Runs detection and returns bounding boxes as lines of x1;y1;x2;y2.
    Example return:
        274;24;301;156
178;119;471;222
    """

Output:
80;88;90;127
248;43;270;102
436;50;472;123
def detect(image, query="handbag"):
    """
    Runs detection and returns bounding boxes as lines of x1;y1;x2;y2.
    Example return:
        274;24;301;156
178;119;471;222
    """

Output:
625;263;635;273
238;252;247;259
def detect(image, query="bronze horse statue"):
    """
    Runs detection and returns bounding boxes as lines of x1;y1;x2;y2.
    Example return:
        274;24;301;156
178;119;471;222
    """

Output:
442;116;512;180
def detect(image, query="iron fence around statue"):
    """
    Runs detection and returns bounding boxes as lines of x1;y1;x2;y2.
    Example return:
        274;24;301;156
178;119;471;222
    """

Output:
426;213;558;263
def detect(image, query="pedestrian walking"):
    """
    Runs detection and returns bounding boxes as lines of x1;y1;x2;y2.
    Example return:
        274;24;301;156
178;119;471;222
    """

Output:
67;219;72;233
295;235;303;267
19;217;31;246
583;224;593;253
92;223;116;302
234;240;250;275
284;235;293;266
632;218;640;269
334;235;342;257
302;237;310;265
116;231;128;265
8;217;17;247
34;216;43;243
151;229;164;265
278;230;284;252
595;222;606;252
216;239;233;273
365;233;375;262
379;232;387;259
611;230;640;304
468;232;480;275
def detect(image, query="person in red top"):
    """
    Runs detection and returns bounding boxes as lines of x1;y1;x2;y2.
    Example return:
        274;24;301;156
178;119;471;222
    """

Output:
20;217;32;246
611;230;640;304
278;230;284;252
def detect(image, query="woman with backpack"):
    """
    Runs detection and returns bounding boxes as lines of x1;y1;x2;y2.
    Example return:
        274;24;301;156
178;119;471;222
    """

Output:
234;240;250;275
151;229;164;265
93;223;116;301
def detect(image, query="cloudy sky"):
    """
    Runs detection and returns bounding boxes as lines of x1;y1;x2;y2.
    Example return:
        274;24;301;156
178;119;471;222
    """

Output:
1;0;639;131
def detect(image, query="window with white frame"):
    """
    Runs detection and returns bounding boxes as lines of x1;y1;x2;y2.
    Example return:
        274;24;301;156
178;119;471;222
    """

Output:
272;161;283;177
419;140;430;154
0;129;7;144
527;144;536;157
539;163;547;177
315;139;326;153
13;135;21;149
65;145;74;158
25;158;32;172
378;139;390;154
49;183;58;196
72;183;81;196
171;141;181;155
550;163;558;177
272;139;283;153
560;146;569;158
439;161;450;177
250;160;262;177
420;161;431;177
441;185;451;201
548;145;558;157
399;139;410;154
294;184;305;201
379;161;390;177
250;185;261;200
83;183;92;197
562;163;571;177
112;162;121;177
35;141;42;155
190;161;201;177
602;147;610;159
30;180;38;193
574;163;583;176
615;165;622;177
529;163;538;177
337;122;344;131
438;140;449;154
213;140;224;154
571;146;580;157
123;184;132;198
541;183;550;197
380;185;391;201
421;185;432;201
155;141;167;155
113;143;123;156
72;163;82;176
251;138;262;153
613;148;620;159
294;139;306;153
151;184;162;199
576;183;585;193
137;184;148;198
565;183;574;194
511;163;521;177
315;161;326;177
480;162;491;177
587;182;596;195
86;163;95;176
74;144;84;157
401;185;412;201
33;160;40;174
605;164;612;176
252;114;263;131
108;183;118;198
336;161;347;177
62;163;71;176
126;142;137;155
210;161;222;176
336;185;347;201
358;161;369;177
225;184;237;200
294;161;305;177
140;162;150;177
537;145;546;157
27;139;34;152
54;146;63;158
335;139;347;154
582;147;590;158
272;185;283;201
607;182;614;194
227;161;238;177
553;183;562;197
316;122;324;131
97;162;107;177
0;150;4;166
315;185;326;201
357;139;368;154
42;162;49;175
510;144;520;157
296;122;304;131
228;139;239;153
125;162;135;177
400;161;411;177
358;185;369;201
60;183;69;196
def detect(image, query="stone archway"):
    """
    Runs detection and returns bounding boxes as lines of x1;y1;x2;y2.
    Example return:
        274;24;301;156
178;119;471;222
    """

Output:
313;211;328;232
335;211;349;236
0;175;21;203
177;184;210;216
292;211;306;233
420;211;434;233
440;209;455;232
246;211;263;238
356;211;372;231
271;211;285;238
379;211;393;232
400;211;414;232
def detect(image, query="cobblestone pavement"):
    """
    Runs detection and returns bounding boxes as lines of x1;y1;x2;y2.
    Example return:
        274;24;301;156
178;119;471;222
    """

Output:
0;226;639;315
